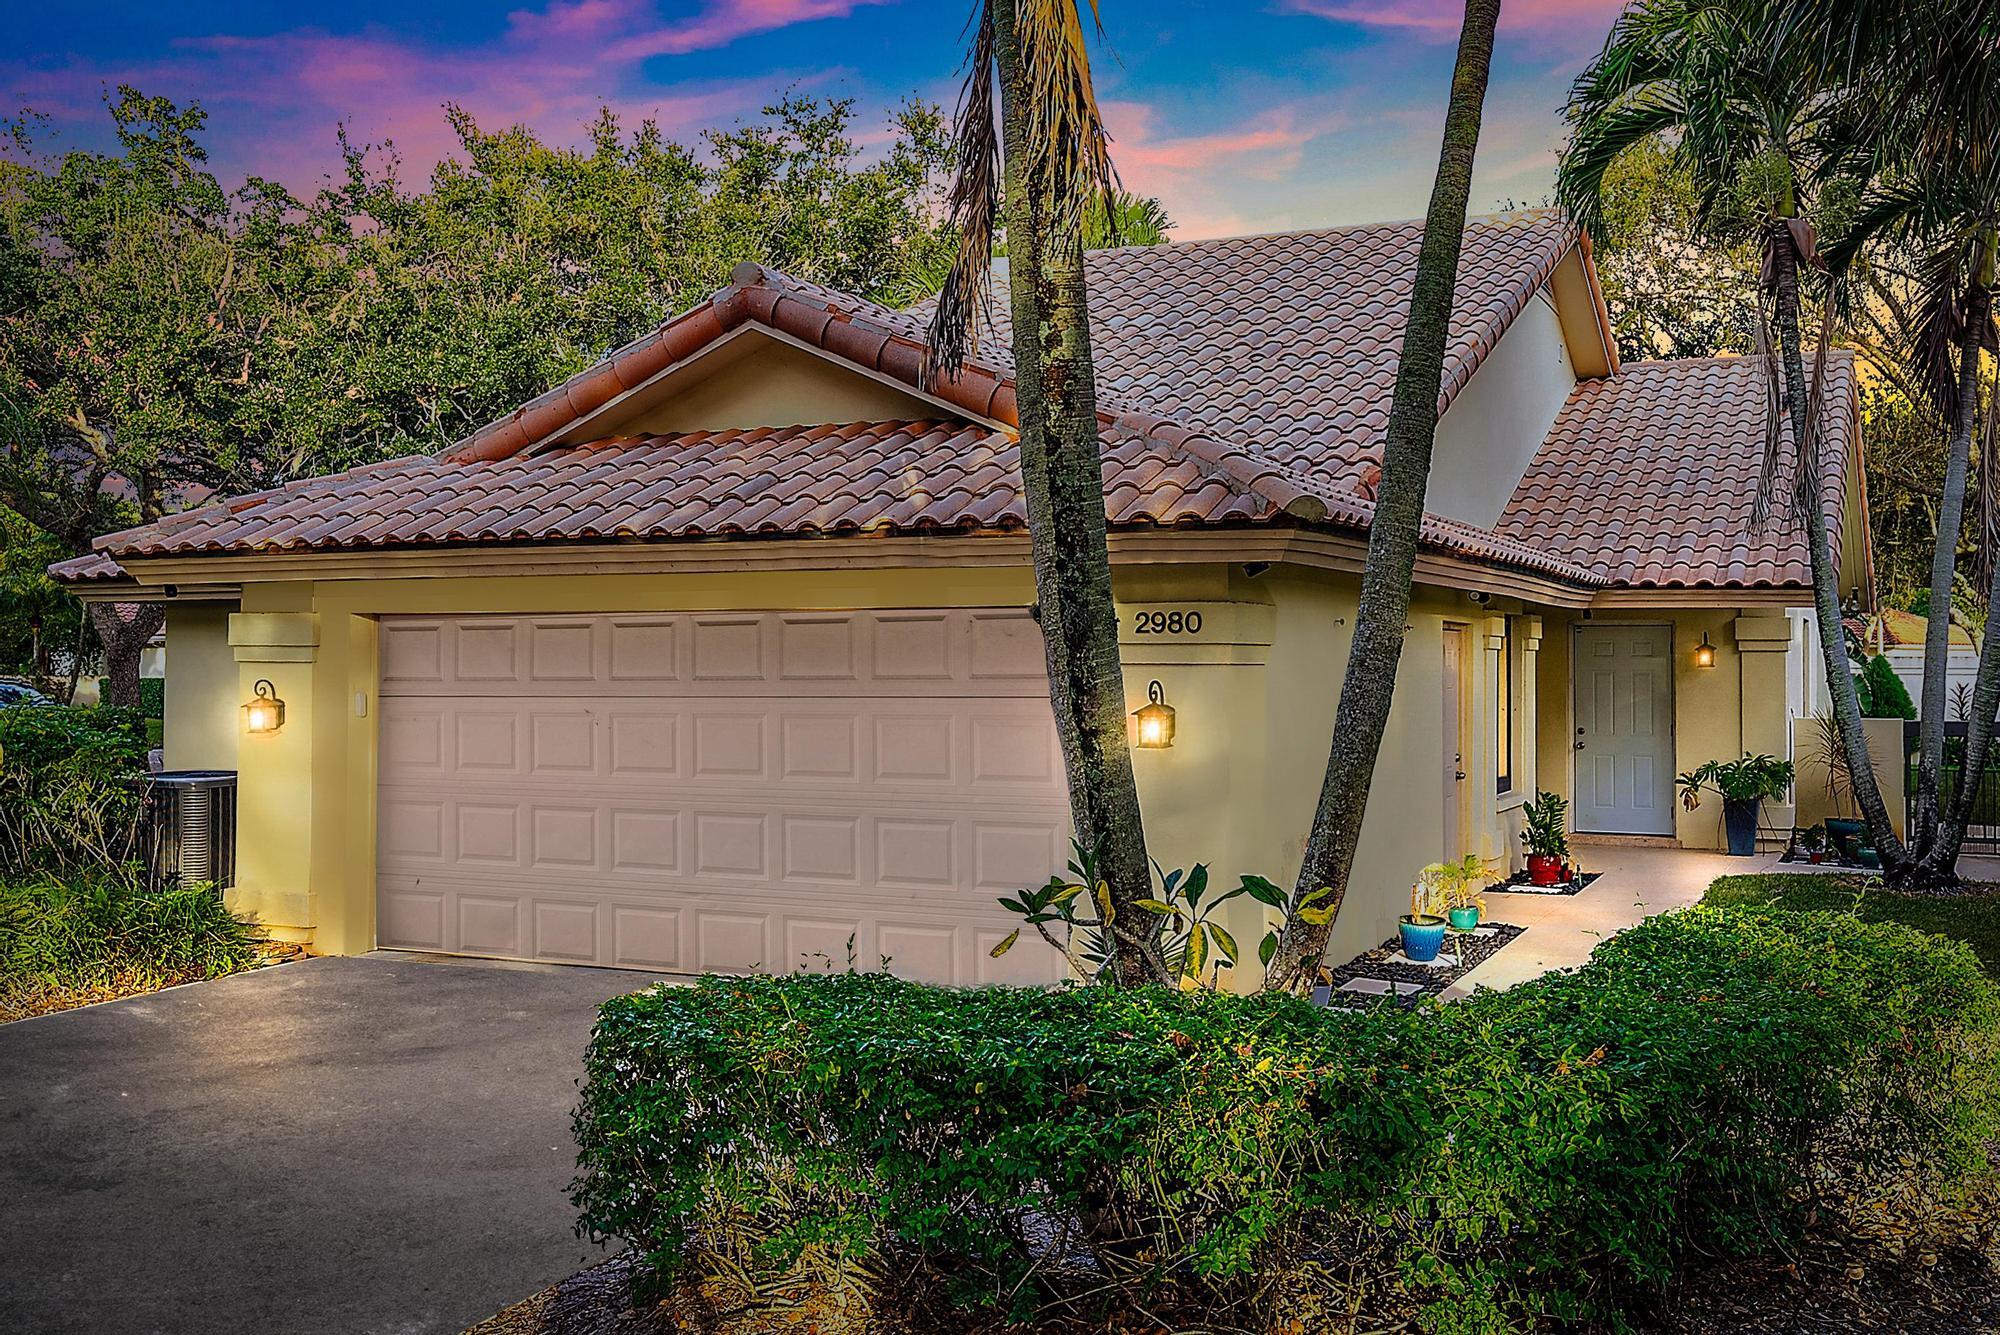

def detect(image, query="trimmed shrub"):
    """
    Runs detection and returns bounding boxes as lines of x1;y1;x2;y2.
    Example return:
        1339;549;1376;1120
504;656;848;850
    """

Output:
0;705;150;874
0;870;265;1021
572;908;2000;1332
1858;654;1917;719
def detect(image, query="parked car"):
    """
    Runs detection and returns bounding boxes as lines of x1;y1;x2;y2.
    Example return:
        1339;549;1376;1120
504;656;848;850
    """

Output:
0;681;53;708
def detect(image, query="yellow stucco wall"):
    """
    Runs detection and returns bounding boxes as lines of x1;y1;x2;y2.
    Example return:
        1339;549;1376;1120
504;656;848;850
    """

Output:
162;604;240;773
165;560;1802;977
1534;608;1801;852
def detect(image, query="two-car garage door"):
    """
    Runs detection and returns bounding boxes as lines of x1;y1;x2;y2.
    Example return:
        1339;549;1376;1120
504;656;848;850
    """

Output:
373;610;1071;984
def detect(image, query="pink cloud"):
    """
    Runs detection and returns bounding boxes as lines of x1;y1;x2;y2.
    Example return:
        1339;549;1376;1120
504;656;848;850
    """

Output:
1102;99;1329;239
3;1;867;193
612;0;897;60
1280;0;1625;37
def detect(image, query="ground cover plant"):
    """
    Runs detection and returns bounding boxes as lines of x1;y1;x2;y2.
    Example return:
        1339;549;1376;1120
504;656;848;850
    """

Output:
0;703;149;874
1706;871;2000;976
0;703;270;1020
0;871;266;1022
572;906;2000;1334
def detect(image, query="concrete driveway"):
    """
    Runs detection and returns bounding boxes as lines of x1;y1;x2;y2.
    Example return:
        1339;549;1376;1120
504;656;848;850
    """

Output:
0;952;664;1335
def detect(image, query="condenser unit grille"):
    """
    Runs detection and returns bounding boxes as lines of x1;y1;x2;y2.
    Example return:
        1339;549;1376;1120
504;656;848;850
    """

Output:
142;772;238;892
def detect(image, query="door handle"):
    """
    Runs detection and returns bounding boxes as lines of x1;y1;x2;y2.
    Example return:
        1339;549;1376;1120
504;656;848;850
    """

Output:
1574;741;1585;750
1455;770;1467;780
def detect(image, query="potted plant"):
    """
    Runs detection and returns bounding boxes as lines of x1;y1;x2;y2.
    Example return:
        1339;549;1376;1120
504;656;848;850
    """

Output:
1435;853;1491;931
1678;753;1796;856
1519;790;1570;886
1796;824;1826;864
1399;864;1451;962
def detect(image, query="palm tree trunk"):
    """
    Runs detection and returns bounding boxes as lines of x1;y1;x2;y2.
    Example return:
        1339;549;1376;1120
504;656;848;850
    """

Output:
1923;234;1998;879
1767;219;1909;871
1263;0;1501;994
991;0;1165;986
1911;249;1993;854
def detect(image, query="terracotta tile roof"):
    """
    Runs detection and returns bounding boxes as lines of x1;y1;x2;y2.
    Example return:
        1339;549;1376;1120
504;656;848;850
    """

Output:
916;210;1580;492
1852;608;1975;649
91;420;1291;558
69;211;1860;600
1495;353;1858;588
46;551;132;583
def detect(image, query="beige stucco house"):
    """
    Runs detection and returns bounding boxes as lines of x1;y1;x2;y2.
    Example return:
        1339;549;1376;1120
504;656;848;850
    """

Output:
54;211;1873;987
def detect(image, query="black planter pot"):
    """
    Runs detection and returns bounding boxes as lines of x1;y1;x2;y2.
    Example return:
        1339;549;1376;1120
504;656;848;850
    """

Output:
1723;798;1760;856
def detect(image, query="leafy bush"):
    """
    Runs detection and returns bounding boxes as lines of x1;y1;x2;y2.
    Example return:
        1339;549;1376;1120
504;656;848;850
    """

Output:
0;871;265;1020
1858;653;1918;719
572;908;2000;1333
96;677;166;719
0;705;150;875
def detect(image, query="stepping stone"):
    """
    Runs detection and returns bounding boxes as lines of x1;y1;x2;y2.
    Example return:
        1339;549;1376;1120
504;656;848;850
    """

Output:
1338;976;1398;995
1387;951;1459;969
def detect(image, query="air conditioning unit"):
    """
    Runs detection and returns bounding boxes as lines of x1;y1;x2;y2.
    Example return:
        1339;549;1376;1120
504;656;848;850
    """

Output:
141;771;238;892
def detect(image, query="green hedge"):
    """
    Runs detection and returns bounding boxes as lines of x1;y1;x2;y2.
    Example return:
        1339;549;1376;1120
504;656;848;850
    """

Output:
96;677;165;719
0;705;151;875
572;908;2000;1332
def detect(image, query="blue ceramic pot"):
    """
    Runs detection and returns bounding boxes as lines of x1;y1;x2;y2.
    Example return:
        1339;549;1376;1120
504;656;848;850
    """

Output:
1723;798;1760;856
1399;914;1448;962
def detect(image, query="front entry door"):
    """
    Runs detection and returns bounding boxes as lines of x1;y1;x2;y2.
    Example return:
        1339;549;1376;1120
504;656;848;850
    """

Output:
1573;624;1675;836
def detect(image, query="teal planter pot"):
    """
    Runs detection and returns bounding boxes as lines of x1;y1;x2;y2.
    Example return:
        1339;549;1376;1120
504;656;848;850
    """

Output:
1399;914;1449;962
1447;905;1480;932
1857;846;1881;869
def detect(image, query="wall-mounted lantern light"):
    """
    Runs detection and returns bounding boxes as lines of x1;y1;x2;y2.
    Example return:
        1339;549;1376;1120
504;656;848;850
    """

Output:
242;679;286;735
1694;632;1716;669
1132;680;1176;749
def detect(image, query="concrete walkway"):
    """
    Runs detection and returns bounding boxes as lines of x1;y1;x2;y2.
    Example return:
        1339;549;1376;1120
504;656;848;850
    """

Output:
1444;845;1778;997
0;952;665;1335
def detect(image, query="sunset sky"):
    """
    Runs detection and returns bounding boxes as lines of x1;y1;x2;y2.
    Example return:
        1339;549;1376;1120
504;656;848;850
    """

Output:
4;0;1630;239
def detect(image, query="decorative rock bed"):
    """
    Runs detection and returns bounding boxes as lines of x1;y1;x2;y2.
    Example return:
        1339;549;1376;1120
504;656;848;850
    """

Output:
1315;922;1528;1008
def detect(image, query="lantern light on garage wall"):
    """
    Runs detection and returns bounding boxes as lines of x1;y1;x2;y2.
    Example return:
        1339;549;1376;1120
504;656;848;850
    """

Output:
1132;680;1176;749
1694;632;1716;669
242;679;286;735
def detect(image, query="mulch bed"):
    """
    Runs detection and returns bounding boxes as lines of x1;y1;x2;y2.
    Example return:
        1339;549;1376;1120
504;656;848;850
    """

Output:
0;941;307;1024
1491;869;1603;896
1314;922;1527;1009
465;1231;2000;1334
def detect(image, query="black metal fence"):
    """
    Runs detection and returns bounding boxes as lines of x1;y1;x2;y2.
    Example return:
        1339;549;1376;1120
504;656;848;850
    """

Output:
1904;721;2000;854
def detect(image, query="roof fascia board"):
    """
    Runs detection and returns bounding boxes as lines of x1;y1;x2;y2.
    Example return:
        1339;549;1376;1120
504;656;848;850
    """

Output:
1547;241;1619;379
1587;588;1807;609
106;528;1599;607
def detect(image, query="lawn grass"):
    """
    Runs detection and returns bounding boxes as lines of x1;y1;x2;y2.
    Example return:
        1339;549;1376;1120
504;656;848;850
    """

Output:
1705;872;2000;977
0;872;272;1022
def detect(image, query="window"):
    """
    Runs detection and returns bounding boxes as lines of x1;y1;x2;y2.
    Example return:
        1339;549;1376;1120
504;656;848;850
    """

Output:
1495;617;1515;795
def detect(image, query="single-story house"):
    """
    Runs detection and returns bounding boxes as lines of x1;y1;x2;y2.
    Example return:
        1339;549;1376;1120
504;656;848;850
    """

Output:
54;210;1873;987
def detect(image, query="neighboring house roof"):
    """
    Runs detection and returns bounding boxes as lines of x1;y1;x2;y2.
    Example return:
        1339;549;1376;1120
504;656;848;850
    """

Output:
914;210;1582;493
1849;607;1975;650
1496;354;1858;589
67;210;1858;600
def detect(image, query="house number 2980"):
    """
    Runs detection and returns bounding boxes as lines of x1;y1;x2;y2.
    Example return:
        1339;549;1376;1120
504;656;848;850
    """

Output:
1134;610;1202;635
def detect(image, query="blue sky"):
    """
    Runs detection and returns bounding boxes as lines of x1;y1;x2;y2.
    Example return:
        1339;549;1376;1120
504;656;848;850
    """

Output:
3;0;1628;238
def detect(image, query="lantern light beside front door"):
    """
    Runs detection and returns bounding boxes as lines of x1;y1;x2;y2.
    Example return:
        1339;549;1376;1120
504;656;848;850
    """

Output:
242;679;286;734
1132;679;1176;749
1694;632;1716;668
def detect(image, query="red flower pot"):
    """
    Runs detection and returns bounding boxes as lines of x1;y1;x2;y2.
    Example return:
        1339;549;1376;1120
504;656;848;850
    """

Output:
1527;854;1565;887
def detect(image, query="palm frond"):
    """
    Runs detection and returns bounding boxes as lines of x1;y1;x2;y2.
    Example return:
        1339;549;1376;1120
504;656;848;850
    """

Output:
924;2;1000;386
924;0;1118;387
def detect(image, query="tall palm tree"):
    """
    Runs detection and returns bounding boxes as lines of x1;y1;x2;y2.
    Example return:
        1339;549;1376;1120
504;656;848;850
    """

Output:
1262;0;1504;993
925;0;1167;985
1556;0;1907;871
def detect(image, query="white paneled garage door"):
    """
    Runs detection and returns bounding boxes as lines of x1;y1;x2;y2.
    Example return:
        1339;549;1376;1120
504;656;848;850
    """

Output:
373;610;1072;984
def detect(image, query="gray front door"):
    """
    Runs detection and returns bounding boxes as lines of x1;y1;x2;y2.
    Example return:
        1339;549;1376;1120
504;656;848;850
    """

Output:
1572;624;1676;836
